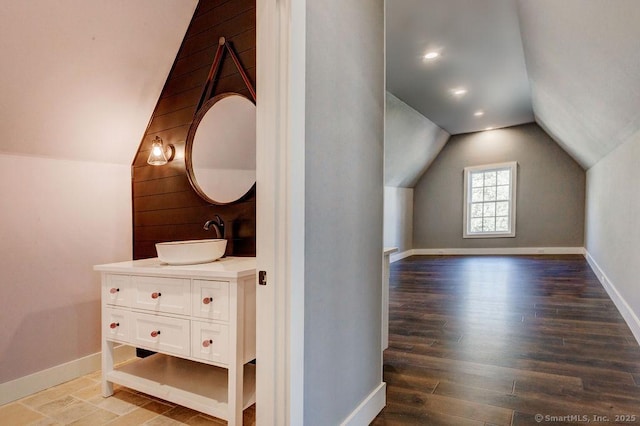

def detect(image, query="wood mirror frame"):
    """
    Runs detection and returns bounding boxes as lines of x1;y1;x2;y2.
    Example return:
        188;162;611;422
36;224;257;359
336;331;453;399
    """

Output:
184;36;256;205
185;92;256;205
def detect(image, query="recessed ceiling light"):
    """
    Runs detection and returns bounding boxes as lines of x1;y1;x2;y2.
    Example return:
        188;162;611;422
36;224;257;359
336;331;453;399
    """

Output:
474;110;484;117
424;51;440;60
451;88;467;96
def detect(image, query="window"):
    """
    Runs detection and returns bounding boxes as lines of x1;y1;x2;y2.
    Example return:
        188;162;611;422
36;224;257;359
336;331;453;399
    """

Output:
463;161;517;238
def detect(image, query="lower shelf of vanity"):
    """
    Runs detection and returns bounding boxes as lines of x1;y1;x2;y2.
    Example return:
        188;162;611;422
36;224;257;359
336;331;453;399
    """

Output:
106;353;256;419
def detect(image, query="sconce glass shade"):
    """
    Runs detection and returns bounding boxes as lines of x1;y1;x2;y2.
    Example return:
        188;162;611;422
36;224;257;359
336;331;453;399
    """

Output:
147;136;173;166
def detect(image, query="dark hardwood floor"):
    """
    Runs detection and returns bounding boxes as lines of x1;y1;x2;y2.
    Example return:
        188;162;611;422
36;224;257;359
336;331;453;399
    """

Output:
373;255;640;426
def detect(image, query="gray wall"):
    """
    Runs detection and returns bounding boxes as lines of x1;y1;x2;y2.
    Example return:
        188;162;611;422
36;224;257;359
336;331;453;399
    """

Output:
385;92;449;187
585;130;640;332
304;0;384;424
413;123;585;249
384;186;413;254
384;93;448;255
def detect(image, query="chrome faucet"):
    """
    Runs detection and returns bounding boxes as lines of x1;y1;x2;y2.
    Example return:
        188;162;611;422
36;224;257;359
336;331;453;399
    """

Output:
203;215;225;239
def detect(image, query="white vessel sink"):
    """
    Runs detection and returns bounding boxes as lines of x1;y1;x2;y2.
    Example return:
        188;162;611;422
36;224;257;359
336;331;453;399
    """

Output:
155;239;227;265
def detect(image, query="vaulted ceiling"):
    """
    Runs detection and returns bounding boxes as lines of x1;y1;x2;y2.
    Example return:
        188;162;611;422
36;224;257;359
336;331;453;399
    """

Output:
1;0;638;173
518;0;640;168
387;0;533;136
386;0;640;170
0;0;197;164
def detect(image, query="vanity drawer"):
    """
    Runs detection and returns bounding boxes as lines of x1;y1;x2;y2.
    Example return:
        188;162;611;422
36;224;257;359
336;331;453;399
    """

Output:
103;307;129;343
132;276;190;315
130;312;190;357
192;280;229;321
191;320;229;365
103;274;130;307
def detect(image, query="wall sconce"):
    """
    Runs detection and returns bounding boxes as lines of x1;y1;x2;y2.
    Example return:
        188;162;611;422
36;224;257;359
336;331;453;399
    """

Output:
147;136;175;166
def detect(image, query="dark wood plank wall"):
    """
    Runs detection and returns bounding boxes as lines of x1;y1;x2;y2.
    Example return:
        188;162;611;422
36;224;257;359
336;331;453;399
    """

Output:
132;0;256;260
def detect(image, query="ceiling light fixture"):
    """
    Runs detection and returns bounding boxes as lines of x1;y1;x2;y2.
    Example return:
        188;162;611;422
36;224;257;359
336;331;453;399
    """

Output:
424;51;440;60
474;110;484;117
451;88;467;96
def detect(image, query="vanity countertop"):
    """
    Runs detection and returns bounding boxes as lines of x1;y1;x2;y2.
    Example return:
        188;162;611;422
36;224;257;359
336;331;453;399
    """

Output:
94;256;256;279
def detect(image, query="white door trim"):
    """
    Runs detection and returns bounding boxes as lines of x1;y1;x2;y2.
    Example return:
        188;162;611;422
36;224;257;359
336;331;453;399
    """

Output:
256;0;306;424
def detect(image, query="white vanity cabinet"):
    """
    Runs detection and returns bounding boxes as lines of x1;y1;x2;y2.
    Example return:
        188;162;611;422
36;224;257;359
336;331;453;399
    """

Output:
94;257;256;426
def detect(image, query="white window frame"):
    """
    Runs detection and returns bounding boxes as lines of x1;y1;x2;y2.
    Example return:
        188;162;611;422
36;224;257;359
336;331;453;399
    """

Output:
463;161;517;238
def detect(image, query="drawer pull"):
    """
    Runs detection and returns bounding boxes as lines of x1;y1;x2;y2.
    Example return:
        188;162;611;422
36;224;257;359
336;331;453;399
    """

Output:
150;330;161;337
151;292;162;299
109;288;120;294
202;297;214;305
109;322;120;329
202;339;213;347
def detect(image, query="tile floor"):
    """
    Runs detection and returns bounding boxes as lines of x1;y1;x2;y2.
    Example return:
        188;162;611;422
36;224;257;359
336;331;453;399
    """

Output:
0;368;256;425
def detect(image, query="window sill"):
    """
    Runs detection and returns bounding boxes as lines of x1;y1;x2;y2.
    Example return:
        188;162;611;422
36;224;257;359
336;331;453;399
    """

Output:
463;232;516;239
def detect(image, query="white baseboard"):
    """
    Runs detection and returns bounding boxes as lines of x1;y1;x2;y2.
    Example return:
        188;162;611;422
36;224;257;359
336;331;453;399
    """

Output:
390;249;414;263
412;247;585;256
584;251;640;346
340;382;386;426
0;345;136;405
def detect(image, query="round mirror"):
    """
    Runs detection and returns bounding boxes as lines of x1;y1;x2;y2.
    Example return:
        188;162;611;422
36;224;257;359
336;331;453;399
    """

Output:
186;93;256;205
